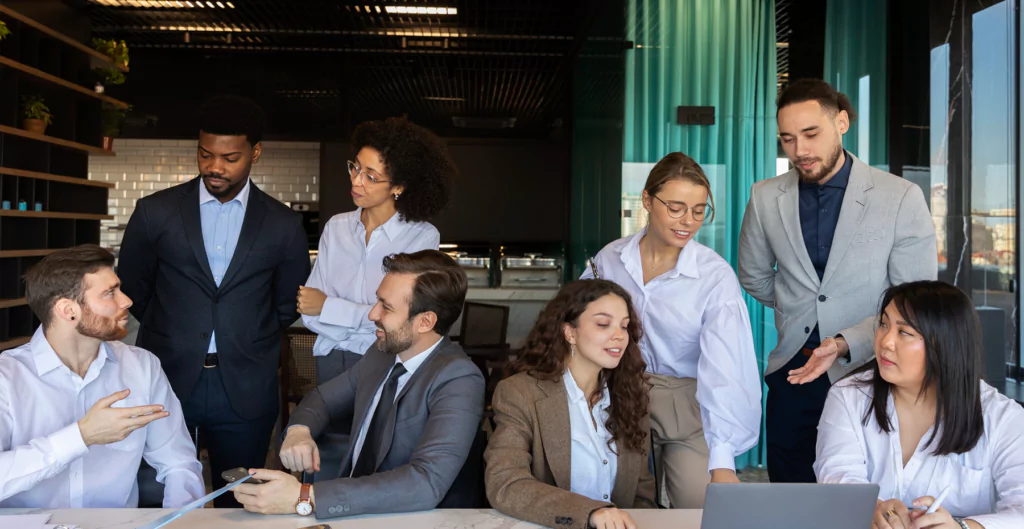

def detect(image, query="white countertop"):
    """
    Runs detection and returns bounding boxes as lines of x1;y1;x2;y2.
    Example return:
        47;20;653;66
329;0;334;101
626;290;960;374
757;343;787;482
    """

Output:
0;508;704;529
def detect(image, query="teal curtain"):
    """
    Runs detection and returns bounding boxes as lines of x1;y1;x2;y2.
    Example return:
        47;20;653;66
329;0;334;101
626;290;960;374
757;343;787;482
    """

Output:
824;0;888;167
623;0;777;470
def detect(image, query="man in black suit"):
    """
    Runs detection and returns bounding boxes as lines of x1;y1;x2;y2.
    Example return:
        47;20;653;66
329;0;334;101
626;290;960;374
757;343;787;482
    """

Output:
118;95;310;507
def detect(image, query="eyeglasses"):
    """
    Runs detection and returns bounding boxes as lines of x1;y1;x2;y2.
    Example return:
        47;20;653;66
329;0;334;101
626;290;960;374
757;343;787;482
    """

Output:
347;160;390;185
651;194;712;221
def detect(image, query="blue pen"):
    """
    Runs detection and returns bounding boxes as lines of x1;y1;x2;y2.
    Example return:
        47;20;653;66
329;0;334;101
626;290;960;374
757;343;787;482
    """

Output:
911;485;951;514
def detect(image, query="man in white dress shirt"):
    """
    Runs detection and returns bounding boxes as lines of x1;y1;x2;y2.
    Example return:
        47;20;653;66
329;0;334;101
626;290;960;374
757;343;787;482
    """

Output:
0;245;204;508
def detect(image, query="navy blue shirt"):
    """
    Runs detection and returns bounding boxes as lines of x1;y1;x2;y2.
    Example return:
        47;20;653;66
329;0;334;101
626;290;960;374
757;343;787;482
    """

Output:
798;150;853;349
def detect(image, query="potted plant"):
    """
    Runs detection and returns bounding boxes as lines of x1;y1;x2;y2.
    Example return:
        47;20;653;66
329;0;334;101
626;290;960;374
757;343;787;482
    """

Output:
100;102;131;151
91;38;128;93
0;20;11;46
21;95;52;135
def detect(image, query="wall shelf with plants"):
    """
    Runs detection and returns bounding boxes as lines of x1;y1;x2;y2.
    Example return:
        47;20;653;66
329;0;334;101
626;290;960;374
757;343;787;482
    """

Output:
0;4;114;351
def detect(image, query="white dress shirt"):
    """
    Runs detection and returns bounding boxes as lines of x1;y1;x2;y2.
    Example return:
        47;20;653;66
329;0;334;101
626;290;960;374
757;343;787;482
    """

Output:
0;327;205;508
303;209;440;357
198;177;250;354
582;229;762;472
563;368;617;503
815;372;1024;529
349;337;444;474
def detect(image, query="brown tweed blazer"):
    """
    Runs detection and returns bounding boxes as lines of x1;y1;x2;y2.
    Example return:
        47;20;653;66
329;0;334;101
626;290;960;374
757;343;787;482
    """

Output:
484;372;657;529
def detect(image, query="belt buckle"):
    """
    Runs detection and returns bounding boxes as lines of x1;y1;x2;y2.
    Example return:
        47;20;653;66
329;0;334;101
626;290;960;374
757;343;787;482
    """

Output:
203;354;218;368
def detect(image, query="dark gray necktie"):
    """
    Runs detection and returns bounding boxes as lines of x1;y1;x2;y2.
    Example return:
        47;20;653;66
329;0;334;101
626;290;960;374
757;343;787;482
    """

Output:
351;363;407;478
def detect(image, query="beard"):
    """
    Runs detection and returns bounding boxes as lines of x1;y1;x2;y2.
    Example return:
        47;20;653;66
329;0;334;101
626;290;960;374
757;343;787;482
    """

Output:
376;320;415;356
794;142;844;183
77;305;129;342
201;173;246;199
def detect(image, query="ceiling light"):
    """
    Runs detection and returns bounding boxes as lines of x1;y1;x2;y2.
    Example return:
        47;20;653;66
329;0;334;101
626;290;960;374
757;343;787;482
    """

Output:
89;0;231;6
385;5;457;15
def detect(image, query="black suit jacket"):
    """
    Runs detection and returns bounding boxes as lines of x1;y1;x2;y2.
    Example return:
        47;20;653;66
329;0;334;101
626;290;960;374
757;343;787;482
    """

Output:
118;177;310;420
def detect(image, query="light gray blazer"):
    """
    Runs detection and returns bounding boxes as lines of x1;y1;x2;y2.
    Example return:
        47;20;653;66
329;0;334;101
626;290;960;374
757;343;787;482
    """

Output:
288;337;485;519
738;153;937;381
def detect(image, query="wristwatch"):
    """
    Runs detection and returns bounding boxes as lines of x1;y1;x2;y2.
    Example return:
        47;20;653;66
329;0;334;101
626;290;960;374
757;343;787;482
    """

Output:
295;483;314;516
953;518;970;529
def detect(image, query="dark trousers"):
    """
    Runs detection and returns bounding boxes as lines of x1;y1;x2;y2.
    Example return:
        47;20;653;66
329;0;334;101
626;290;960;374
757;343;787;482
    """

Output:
182;364;278;508
765;351;832;483
313;349;364;481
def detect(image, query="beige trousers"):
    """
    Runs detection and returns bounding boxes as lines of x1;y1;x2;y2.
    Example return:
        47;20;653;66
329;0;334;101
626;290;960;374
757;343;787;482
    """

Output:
649;373;710;509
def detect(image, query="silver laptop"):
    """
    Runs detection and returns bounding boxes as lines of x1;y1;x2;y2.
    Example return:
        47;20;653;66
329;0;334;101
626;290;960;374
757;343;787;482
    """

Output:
701;483;880;529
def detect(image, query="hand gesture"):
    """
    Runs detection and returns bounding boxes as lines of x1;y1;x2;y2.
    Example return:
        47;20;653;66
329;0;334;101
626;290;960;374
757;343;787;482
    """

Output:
787;336;848;385
77;389;168;446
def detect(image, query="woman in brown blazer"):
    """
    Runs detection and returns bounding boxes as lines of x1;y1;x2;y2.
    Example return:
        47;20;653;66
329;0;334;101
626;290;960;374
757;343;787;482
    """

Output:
485;279;656;529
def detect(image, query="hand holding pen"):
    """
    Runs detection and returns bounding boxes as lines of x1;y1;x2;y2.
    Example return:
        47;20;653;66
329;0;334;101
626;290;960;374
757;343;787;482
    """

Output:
908;487;967;529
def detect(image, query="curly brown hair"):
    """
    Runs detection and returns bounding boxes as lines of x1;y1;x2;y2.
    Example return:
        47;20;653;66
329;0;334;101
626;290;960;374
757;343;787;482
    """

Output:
508;279;651;454
352;117;456;223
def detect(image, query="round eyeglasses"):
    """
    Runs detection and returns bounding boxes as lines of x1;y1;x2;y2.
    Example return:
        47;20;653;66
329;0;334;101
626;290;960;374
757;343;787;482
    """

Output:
347;160;390;185
651;194;713;221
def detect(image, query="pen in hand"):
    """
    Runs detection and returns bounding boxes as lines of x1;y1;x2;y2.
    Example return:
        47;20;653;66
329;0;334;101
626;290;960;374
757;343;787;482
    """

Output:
911;485;951;514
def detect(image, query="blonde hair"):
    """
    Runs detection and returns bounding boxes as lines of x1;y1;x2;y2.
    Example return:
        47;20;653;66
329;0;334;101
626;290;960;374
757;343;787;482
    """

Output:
643;152;715;223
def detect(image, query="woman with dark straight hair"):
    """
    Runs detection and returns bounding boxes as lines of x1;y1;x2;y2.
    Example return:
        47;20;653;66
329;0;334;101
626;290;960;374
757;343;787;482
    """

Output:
815;281;1024;529
485;280;656;529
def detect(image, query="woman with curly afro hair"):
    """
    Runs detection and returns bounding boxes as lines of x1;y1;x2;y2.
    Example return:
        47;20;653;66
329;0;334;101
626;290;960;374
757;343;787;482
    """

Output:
484;279;656;529
293;117;456;479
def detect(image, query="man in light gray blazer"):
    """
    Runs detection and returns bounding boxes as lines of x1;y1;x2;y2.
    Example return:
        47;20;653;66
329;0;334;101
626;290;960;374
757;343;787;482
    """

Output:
738;79;937;483
231;250;485;518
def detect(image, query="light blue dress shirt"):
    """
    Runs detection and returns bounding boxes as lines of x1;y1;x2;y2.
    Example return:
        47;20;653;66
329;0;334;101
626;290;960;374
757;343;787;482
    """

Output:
198;179;250;354
302;209;440;357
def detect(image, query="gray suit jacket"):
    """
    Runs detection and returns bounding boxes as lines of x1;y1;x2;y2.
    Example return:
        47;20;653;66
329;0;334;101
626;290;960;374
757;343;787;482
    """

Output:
288;337;485;519
738;154;937;381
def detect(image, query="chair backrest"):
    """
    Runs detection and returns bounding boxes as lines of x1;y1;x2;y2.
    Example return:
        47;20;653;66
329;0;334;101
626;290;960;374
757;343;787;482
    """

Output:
435;426;488;509
280;327;317;427
459;302;509;347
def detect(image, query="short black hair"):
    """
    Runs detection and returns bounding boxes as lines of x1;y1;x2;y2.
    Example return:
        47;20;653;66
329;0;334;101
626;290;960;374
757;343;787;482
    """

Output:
863;280;984;455
777;78;857;122
196;95;266;147
352;117;455;222
381;250;467;336
24;245;115;328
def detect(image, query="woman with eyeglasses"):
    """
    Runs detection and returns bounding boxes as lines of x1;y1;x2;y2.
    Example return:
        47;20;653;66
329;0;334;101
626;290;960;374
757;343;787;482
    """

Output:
582;152;761;508
289;117;455;479
815;281;1024;529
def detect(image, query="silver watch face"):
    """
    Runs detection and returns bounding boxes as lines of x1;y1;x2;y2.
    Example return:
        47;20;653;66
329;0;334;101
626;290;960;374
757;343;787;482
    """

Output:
296;501;313;516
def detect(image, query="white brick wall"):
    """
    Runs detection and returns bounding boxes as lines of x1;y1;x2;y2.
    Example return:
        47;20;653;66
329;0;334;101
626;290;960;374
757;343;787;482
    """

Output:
89;139;319;249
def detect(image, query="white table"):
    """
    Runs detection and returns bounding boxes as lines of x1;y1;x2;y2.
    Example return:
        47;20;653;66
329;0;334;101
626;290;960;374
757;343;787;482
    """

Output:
0;508;704;529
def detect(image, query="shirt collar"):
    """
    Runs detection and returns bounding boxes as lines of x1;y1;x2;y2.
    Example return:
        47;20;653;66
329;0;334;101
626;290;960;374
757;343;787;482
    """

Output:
30;326;118;377
199;177;251;209
562;367;610;409
352;208;409;243
394;336;444;376
800;149;853;191
619;227;700;281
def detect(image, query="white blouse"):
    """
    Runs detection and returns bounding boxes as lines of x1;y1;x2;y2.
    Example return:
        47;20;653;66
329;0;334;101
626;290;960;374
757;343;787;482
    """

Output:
563;369;617;503
582;230;762;472
815;372;1024;529
302;209;439;357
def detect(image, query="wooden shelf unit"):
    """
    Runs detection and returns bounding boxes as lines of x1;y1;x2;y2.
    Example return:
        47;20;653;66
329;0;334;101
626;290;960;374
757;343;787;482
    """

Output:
0;4;114;347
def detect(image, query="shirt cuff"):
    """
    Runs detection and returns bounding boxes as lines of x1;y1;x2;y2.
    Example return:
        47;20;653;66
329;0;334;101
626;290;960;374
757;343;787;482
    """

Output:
51;422;90;465
708;442;737;473
161;468;207;508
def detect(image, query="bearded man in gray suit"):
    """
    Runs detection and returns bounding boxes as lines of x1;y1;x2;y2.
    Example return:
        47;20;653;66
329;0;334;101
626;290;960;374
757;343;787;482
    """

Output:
232;250;485;518
738;79;937;483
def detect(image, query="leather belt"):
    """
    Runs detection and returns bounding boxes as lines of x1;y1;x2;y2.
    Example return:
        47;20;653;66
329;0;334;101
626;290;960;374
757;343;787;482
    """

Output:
203;354;219;368
801;347;815;357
